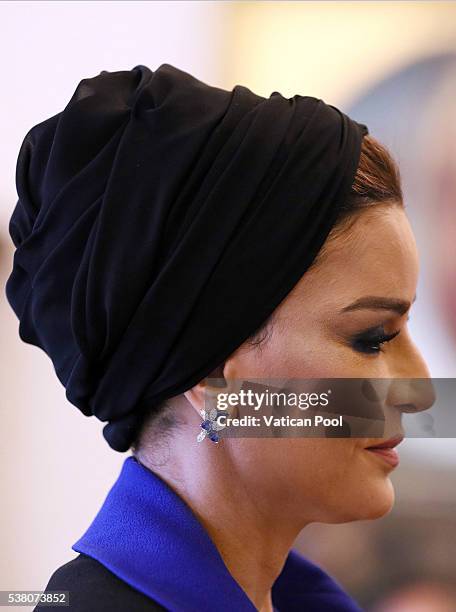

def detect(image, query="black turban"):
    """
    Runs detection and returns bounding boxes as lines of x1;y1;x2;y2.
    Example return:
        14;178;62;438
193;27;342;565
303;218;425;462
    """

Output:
5;63;368;451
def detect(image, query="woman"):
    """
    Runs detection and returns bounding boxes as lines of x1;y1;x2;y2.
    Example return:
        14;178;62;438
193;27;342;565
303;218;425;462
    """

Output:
5;63;433;611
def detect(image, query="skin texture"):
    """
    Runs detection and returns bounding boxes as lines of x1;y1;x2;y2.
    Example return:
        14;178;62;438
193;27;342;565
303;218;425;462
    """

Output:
135;204;434;612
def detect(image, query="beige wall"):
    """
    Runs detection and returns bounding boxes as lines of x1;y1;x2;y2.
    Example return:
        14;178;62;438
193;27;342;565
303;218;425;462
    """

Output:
228;1;456;105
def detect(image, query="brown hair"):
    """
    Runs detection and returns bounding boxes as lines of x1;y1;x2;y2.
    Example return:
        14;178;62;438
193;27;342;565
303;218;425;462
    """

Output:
338;133;403;218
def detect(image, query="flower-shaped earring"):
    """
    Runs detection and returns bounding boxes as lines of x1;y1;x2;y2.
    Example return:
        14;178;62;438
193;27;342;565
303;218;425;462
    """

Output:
197;408;226;444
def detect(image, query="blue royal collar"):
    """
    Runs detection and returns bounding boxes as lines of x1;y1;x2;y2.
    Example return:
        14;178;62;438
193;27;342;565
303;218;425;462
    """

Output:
73;456;362;611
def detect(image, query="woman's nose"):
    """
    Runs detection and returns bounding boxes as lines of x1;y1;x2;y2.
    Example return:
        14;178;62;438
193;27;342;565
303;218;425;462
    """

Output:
387;337;436;413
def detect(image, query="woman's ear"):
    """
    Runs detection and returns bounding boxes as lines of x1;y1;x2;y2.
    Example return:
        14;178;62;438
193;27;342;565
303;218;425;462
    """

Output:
184;364;227;416
184;362;242;417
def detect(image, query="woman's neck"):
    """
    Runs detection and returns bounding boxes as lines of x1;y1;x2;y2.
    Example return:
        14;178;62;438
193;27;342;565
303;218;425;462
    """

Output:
186;462;296;610
135;403;309;610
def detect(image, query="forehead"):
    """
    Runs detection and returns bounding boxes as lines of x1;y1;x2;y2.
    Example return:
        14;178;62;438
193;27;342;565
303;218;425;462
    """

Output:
282;206;419;314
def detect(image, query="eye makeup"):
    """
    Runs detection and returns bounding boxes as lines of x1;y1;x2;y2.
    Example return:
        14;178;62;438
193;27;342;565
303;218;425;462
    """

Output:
351;325;401;355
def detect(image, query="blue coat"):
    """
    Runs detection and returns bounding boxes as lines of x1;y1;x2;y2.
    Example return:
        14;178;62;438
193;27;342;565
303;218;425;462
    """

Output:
39;457;363;611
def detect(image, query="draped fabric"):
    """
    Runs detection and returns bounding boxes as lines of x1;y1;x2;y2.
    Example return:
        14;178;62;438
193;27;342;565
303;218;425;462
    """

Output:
5;63;368;451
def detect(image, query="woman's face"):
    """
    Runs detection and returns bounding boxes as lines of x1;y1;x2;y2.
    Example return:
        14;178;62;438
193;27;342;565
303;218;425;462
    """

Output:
219;204;433;524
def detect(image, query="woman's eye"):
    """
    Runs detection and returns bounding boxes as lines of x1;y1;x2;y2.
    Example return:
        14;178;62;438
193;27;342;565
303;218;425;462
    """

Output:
351;327;401;355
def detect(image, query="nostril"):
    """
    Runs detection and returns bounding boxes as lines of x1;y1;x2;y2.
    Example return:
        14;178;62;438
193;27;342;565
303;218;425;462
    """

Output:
396;403;418;413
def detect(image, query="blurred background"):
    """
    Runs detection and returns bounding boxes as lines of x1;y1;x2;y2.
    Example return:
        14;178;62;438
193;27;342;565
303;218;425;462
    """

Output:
1;2;455;610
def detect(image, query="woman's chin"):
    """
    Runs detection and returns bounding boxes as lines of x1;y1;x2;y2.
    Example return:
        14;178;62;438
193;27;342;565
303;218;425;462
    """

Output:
324;477;396;524
353;477;396;522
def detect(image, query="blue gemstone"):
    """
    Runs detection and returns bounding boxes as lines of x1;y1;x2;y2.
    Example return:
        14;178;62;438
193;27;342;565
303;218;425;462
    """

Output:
209;432;219;443
201;420;212;431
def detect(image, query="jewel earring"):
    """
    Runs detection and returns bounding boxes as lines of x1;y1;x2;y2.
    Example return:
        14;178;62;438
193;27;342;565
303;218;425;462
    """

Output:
197;407;226;443
196;379;241;444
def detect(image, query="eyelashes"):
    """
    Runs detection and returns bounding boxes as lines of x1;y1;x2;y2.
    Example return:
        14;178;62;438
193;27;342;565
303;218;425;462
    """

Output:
351;326;401;355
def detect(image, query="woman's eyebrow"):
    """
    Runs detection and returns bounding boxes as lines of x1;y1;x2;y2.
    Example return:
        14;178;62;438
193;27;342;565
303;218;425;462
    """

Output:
340;294;416;316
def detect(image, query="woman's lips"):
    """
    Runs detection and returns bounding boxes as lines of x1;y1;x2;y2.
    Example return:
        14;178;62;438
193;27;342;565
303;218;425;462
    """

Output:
365;435;404;468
